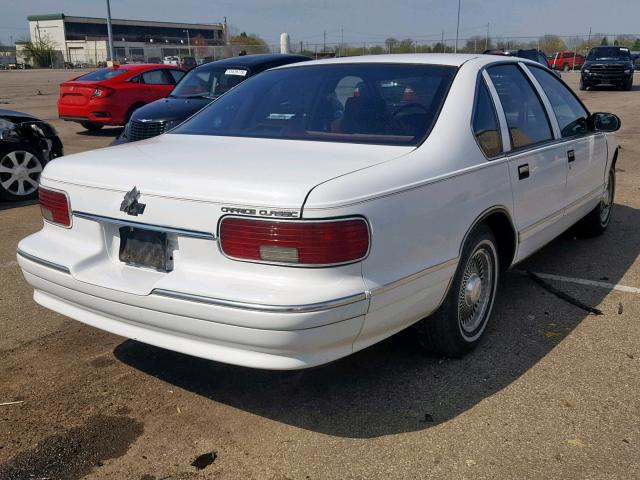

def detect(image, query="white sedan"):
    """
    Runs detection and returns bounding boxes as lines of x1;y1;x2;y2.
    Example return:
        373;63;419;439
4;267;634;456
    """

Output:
17;54;620;370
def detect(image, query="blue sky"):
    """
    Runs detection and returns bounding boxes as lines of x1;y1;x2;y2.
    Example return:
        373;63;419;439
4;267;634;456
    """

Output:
1;0;639;46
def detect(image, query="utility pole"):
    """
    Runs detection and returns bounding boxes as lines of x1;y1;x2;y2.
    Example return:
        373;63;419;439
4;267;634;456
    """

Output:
224;17;229;45
441;30;445;53
183;29;191;56
323;30;326;53
485;23;489;51
454;0;461;53
587;27;592;49
340;28;344;57
105;0;115;62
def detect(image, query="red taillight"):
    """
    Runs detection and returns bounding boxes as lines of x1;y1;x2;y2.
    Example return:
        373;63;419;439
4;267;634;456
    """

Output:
91;86;112;98
220;217;369;266
39;187;71;227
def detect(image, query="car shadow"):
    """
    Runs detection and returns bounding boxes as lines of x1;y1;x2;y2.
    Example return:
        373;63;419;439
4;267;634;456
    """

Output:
114;203;640;439
0;198;38;211
76;127;123;137
588;84;638;92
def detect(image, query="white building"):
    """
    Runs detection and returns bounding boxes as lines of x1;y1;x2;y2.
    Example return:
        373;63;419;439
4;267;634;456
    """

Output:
22;13;225;66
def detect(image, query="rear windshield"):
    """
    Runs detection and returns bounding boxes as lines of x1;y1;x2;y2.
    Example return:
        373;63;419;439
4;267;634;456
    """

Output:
76;68;127;81
587;47;631;61
170;66;250;99
173;63;456;146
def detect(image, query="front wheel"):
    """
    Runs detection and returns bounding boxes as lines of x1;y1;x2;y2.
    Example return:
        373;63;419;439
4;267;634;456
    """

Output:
624;78;633;91
563;63;570;72
576;168;615;237
414;224;499;357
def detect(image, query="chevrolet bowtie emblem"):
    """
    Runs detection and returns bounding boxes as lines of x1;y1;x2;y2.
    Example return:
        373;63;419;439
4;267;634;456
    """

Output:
120;186;146;216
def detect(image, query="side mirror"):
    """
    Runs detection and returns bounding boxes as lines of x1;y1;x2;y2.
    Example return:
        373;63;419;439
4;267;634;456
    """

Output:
588;112;621;132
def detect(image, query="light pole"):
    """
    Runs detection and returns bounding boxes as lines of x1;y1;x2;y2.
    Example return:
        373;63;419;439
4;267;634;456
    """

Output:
105;0;115;62
454;0;461;53
183;29;191;56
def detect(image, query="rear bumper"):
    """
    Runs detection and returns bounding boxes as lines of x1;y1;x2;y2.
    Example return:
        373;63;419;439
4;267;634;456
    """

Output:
58;101;124;125
17;250;367;370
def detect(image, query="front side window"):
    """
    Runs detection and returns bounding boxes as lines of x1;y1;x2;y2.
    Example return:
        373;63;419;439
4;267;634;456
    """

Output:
173;64;457;146
529;66;589;138
487;64;553;150
472;79;502;157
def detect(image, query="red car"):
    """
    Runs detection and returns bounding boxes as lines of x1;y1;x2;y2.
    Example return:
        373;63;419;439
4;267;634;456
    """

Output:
548;52;586;71
58;64;185;131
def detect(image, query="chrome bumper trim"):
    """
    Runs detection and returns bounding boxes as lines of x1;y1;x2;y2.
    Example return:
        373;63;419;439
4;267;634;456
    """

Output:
73;211;216;240
369;257;459;296
152;289;369;313
17;250;71;274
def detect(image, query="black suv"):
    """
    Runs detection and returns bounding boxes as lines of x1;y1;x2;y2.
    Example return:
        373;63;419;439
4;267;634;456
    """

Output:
581;46;634;91
112;54;309;144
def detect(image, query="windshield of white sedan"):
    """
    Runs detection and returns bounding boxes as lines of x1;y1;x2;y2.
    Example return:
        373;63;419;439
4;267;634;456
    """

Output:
170;67;249;99
173;64;457;145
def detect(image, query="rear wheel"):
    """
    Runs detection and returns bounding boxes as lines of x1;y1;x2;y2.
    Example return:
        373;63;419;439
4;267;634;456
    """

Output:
576;167;615;237
414;224;499;357
0;145;44;201
80;121;104;132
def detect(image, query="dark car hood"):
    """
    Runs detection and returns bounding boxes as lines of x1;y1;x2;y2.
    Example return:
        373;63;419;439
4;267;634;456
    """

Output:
0;109;41;124
130;97;213;123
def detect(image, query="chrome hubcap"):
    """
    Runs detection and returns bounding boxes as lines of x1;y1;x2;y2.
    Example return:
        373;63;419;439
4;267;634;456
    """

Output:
458;247;494;338
600;174;613;224
0;150;42;196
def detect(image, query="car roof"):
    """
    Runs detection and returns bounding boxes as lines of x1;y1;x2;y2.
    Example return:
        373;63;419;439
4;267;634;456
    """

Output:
110;63;180;72
273;53;540;69
0;109;40;122
202;54;309;68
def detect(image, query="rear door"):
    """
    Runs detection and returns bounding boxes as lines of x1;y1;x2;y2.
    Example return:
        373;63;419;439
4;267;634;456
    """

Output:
136;69;177;102
486;63;569;260
526;65;607;224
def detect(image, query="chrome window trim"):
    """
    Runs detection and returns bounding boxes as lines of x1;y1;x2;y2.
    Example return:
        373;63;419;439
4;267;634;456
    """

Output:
73;211;216;240
519;61;562;139
17;249;71;274
482;69;512;152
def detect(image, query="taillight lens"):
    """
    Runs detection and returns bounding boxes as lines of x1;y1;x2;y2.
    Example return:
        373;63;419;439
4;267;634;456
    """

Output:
39;187;71;227
220;217;369;266
91;87;112;98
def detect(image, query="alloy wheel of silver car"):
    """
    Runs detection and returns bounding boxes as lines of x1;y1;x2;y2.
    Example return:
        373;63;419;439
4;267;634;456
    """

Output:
0;150;43;197
456;240;497;342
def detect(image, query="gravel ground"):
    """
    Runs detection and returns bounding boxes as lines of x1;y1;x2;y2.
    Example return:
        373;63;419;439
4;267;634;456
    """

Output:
0;69;639;480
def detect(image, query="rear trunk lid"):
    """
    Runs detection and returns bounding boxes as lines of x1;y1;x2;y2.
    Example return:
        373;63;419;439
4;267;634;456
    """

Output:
39;134;411;297
59;81;100;106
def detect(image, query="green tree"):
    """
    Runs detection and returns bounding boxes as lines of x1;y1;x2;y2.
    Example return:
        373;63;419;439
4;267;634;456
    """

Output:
600;36;609;45
20;37;57;68
633;38;640;50
538;35;567;54
384;37;399;53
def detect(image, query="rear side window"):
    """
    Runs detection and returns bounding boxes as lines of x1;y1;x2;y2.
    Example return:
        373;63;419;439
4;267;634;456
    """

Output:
76;68;127;81
487;64;553;150
141;69;171;85
529;66;589;138
472;79;502;157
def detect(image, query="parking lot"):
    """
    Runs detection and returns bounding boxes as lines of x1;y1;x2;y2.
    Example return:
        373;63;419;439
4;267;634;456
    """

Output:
1;68;639;479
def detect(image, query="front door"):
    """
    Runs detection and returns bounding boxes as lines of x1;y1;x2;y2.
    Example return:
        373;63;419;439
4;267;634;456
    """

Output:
486;63;568;261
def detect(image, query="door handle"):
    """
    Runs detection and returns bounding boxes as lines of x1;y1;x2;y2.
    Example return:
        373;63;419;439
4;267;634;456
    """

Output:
567;149;575;163
518;164;530;180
